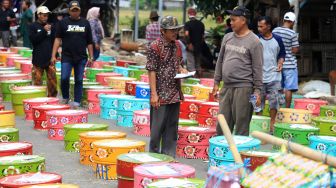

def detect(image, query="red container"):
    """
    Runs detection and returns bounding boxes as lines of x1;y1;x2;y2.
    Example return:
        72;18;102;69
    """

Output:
116;60;137;67
184;95;196;100
198;102;219;117
176;144;209;159
118;178;133;188
33;104;70;121
179;112;197;121
200;78;214;87
178;126;216;145
240;150;279;171
0;105;4;111
20;62;33;74
88;101;100;114
140;75;149;83
197;115;217;128
34;120;48;131
0;142;33;156
0;74;29;81
180;100;203;113
125;81;148;96
96;72;123;86
23;97;59;121
6;56;27;67
208;92;218;102
134;124;150;137
0;172;62;188
294;98;328;116
87;89;121;102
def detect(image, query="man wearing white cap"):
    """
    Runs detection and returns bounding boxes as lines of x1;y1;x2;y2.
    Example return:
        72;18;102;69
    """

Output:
29;6;57;97
273;12;300;108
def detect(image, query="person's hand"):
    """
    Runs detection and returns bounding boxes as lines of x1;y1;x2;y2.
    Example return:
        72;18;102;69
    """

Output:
95;44;100;50
255;92;261;107
50;56;57;66
44;24;51;32
179;68;188;74
150;92;160;109
86;58;93;67
277;63;283;72
187;43;193;51
212;84;219;99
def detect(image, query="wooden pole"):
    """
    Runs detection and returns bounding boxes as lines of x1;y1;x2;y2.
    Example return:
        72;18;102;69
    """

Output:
251;131;336;167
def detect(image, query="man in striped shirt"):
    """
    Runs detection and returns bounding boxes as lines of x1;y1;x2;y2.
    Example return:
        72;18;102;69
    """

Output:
273;12;300;108
146;11;160;45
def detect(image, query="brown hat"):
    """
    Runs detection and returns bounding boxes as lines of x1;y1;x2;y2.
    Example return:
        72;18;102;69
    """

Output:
149;11;159;19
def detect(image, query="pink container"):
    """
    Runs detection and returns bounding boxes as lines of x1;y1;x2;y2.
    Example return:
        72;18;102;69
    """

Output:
133;163;196;188
87;89;121;102
180;99;204;113
23;97;59;121
6;56;27;67
200;78;214;87
176;144;209;159
46;110;89;140
178;126;216;145
0;47;8;52
33;104;70;131
184;94;196;100
0;73;29;81
96;72;123;86
140;75;149;83
133;109;150;125
20;62;33;74
294;98;328;116
134;124;150;137
88;101;100;114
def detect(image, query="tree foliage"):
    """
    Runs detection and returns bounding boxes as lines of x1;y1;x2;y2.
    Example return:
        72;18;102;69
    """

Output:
193;0;239;18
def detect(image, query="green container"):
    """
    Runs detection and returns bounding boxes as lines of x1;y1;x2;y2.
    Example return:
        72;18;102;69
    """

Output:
181;84;194;95
0;128;19;142
184;78;200;85
274;123;319;145
0;155;45;177
178;119;199;127
320;105;336;117
0;80;32;102
147;178;205;188
11;89;47;105
249;115;271;135
117;152;174;165
21;49;33;58
261;100;270;117
312;117;336;136
128;69;146;80
64;123;109;141
64;140;80;152
86;68;114;81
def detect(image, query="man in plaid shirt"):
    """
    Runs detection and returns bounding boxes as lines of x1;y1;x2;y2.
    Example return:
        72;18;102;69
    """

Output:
146;11;160;45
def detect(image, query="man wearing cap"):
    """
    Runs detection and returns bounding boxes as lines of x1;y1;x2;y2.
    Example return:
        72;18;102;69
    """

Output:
29;6;57;97
273;12;300;108
51;1;94;108
212;6;263;136
184;7;205;77
146;15;188;157
146;10;160;45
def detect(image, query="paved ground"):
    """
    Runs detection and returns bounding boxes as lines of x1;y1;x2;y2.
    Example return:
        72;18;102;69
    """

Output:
3;102;209;188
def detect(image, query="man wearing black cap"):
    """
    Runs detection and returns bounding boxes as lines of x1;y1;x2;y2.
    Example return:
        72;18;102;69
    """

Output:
51;0;94;109
146;10;160;45
212;6;263;136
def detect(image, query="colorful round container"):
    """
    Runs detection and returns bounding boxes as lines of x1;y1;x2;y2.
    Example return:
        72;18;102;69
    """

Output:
96;72;122;86
200;78;214;87
146;178;205;188
249;115;271;135
117;98;150;112
113;67;137;77
276;108;312;124
0;74;29;82
135;85;150;99
320;105;336;117
133;163;196;188
309;136;336;156
87;89;121;102
198;102;219;117
106;77;136;93
133;110;150;137
180;99;203;113
0;172;62;188
32;105;70;131
23;97;59;121
20;62;32;74
14;60;31;70
0;128;19;142
100;107;118;120
6;56;28;67
140;75;149;83
99;94;135;108
0;155;45;177
294;98;328;116
184;78;200;85
116;60;137;67
11;89;47;116
125;81;148;96
0;80;31;102
178;119;199;127
274;123;319;145
10;47;29;54
86;68;113;81
117;111;134;127
196;115;217;128
179;112;197;121
129;69;146;80
0;142;33;157
181;84;194;95
21;184;79;188
312;117;336;136
98;55;116;62
240;150;280;171
0;111;15;128
192;85;212;100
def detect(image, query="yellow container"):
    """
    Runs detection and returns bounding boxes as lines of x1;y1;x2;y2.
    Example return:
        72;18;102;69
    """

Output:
79;149;93;166
92;162;117;180
0;110;15;128
106;77;136;89
276;108;312;124
192;85;212;100
22;184;79;188
0;52;15;63
92;139;146;164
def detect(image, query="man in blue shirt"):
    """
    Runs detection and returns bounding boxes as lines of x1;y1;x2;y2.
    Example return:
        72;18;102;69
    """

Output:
273;12;300;108
257;16;286;132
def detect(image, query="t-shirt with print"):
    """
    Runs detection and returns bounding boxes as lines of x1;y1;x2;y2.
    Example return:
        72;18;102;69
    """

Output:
273;27;299;68
56;17;93;62
146;37;184;105
258;33;286;83
0;8;15;31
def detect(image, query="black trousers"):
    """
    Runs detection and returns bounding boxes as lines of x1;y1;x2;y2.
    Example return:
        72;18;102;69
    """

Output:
149;102;180;157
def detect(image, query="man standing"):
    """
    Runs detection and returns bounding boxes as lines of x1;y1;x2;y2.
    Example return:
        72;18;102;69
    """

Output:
145;10;160;45
51;1;94;108
257;16;286;132
20;0;33;48
184;7;205;77
29;6;57;97
146;16;187;157
273;12;300;108
0;0;15;47
212;6;263;136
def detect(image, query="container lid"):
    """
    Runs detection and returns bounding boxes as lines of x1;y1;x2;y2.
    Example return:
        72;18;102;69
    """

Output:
209;135;261;147
178;126;216;133
294;98;328;104
313;116;336;123
99;94;135;100
0;142;32;152
23;97;58;103
92;139;145;148
0;79;31;84
278;108;312;114
134;163;195;178
134;109;150;115
64;124;108;130
320;105;336;110
178;119;198;126
240;149;280;157
147;178;205;188
200;102;219;106
274;123;319;131
46;110;88;116
0;128;19;133
21;184;79;188
83;85;111;90
0;73;28;78
0;155;44;165
0;110;15;115
11;89;45;94
309;135;336;143
117;152;174;164
32;104;70;111
0;67;16;71
252;115;271;120
0;172;61;186
79;131;126;139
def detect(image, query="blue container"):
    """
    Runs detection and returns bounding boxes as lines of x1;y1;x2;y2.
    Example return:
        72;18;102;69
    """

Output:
117;111;134;127
208;158;237;168
97;55;116;62
117;98;150;111
136;85;150;99
100;107;117;120
99;94;135;108
209;136;261;161
113;66;136;77
309;136;336;157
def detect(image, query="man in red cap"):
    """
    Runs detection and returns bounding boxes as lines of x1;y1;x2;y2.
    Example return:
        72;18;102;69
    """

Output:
184;7;205;78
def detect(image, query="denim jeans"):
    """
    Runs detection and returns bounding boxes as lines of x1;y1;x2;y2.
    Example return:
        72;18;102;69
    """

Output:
93;48;100;61
61;59;87;103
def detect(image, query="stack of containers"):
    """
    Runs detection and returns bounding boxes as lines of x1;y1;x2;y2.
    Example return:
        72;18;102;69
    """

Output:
197;102;219;128
95;72;122;86
0;80;31;102
99;95;134;120
0;155;45;177
23;97;59;121
133;109;150;136
209;135;261;167
46;110;89;141
116;97;150;127
125;81;147;96
106;77;136;94
91;139;146;180
0;172;62;187
179;99;203;121
63;124;108;152
0;111;15;128
87;89;121;114
0;128;19;142
79;131;127;166
0;142;33;156
294;98;328;116
133;163;196;188
135;85;150;99
32;104;70;131
116;152;174;188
